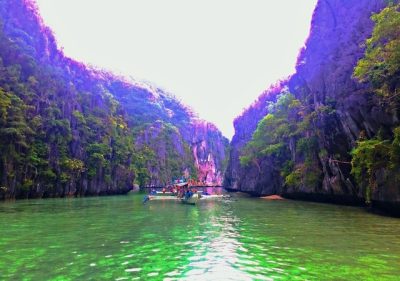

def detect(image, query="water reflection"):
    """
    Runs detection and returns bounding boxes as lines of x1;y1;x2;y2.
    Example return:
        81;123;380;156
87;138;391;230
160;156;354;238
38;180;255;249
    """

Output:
182;213;253;280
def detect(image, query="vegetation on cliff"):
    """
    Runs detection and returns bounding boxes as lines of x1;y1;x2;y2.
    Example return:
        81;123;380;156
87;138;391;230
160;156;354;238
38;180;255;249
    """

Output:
0;18;138;198
0;0;228;199
239;91;324;191
351;4;400;203
236;1;400;208
354;4;400;100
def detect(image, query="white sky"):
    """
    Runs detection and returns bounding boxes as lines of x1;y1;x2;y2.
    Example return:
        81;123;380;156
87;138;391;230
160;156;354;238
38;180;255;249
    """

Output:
35;0;317;139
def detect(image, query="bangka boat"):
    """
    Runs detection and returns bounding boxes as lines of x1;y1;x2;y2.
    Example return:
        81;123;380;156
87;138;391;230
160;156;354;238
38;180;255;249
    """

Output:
145;192;225;205
155;191;175;196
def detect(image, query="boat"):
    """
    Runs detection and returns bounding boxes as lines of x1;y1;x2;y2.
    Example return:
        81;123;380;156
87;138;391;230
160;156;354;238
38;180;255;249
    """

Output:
200;194;225;199
174;182;189;187
147;192;200;204
145;192;225;205
142;179;225;205
147;195;178;201
180;192;201;205
155;191;175;196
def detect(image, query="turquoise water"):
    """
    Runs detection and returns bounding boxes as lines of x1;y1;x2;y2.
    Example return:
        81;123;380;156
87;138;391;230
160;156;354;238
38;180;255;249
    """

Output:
0;192;399;280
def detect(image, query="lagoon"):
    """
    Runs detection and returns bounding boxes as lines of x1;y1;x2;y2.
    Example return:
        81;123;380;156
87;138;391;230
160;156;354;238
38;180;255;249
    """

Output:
0;192;399;280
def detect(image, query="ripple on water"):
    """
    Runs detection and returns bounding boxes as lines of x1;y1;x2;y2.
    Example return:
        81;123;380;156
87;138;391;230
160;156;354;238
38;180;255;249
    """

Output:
165;270;180;277
124;268;141;272
2;194;400;281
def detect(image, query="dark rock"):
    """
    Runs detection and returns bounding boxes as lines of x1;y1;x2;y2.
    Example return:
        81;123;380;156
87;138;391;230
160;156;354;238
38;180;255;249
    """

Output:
0;0;228;199
224;0;400;215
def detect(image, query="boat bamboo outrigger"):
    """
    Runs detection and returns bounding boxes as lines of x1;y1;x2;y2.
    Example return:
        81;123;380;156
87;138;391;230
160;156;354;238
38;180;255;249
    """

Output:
142;180;224;205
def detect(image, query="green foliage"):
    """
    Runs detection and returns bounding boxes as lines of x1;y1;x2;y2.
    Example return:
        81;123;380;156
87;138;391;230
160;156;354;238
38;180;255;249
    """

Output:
303;160;323;187
132;122;197;186
318;149;328;158
391;127;400;165
62;158;85;173
351;127;400;203
130;144;154;187
284;161;322;189
239;154;253;167
0;11;228;197
0;89;12;124
261;143;285;157
72;110;86;125
354;4;400;99
353;5;400;202
296;137;318;159
240;90;323;189
240;92;300;168
285;168;302;188
21;179;33;190
41;169;57;182
0;22;139;195
280;160;294;179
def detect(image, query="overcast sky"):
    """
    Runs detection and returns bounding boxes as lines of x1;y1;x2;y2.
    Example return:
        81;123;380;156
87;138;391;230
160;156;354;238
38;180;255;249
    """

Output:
35;0;317;139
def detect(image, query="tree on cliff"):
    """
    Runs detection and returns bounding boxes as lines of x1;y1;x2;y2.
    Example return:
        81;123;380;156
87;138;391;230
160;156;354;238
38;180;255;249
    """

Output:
354;4;400;100
352;4;400;203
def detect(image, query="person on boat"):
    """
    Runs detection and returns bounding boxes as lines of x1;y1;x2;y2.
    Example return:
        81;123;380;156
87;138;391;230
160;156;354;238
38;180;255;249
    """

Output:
177;187;184;198
142;195;150;204
184;188;193;200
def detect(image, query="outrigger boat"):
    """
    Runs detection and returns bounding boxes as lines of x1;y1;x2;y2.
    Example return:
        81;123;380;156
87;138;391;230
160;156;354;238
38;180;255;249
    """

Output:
143;189;225;205
142;179;225;205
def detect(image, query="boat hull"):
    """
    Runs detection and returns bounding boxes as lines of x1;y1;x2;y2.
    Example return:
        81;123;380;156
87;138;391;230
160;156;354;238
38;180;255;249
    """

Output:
147;193;225;204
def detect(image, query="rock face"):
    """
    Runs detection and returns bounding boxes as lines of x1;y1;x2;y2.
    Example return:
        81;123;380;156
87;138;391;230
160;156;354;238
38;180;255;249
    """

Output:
107;80;229;187
0;0;228;199
224;83;286;194
134;119;228;187
189;121;228;186
224;0;400;214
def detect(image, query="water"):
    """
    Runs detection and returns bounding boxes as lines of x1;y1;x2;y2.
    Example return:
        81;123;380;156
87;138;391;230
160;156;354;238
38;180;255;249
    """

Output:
0;192;399;281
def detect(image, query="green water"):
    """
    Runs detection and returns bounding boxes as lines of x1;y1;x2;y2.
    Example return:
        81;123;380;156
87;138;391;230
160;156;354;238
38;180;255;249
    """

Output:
0;193;399;281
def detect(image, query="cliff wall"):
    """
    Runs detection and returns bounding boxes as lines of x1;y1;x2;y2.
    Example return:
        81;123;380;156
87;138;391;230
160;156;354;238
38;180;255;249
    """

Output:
225;0;400;214
0;0;228;199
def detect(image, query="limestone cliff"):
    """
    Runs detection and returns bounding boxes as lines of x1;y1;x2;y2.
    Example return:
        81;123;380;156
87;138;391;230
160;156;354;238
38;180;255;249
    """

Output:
224;0;400;215
0;0;228;199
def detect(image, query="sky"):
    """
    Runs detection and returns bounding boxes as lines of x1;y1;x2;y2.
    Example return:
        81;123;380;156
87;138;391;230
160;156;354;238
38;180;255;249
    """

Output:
35;0;318;139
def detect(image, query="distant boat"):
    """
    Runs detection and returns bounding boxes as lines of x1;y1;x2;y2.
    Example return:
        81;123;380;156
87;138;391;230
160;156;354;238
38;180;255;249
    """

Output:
180;192;201;205
155;191;175;196
147;192;200;205
174;182;188;187
146;192;225;205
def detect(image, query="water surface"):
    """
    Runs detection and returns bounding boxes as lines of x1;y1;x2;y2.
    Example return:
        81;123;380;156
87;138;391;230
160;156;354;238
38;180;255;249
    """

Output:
0;192;399;280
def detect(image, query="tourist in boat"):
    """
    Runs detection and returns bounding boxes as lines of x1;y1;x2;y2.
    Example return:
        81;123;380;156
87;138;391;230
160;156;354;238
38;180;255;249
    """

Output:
142;195;150;204
184;188;193;200
177;187;184;198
